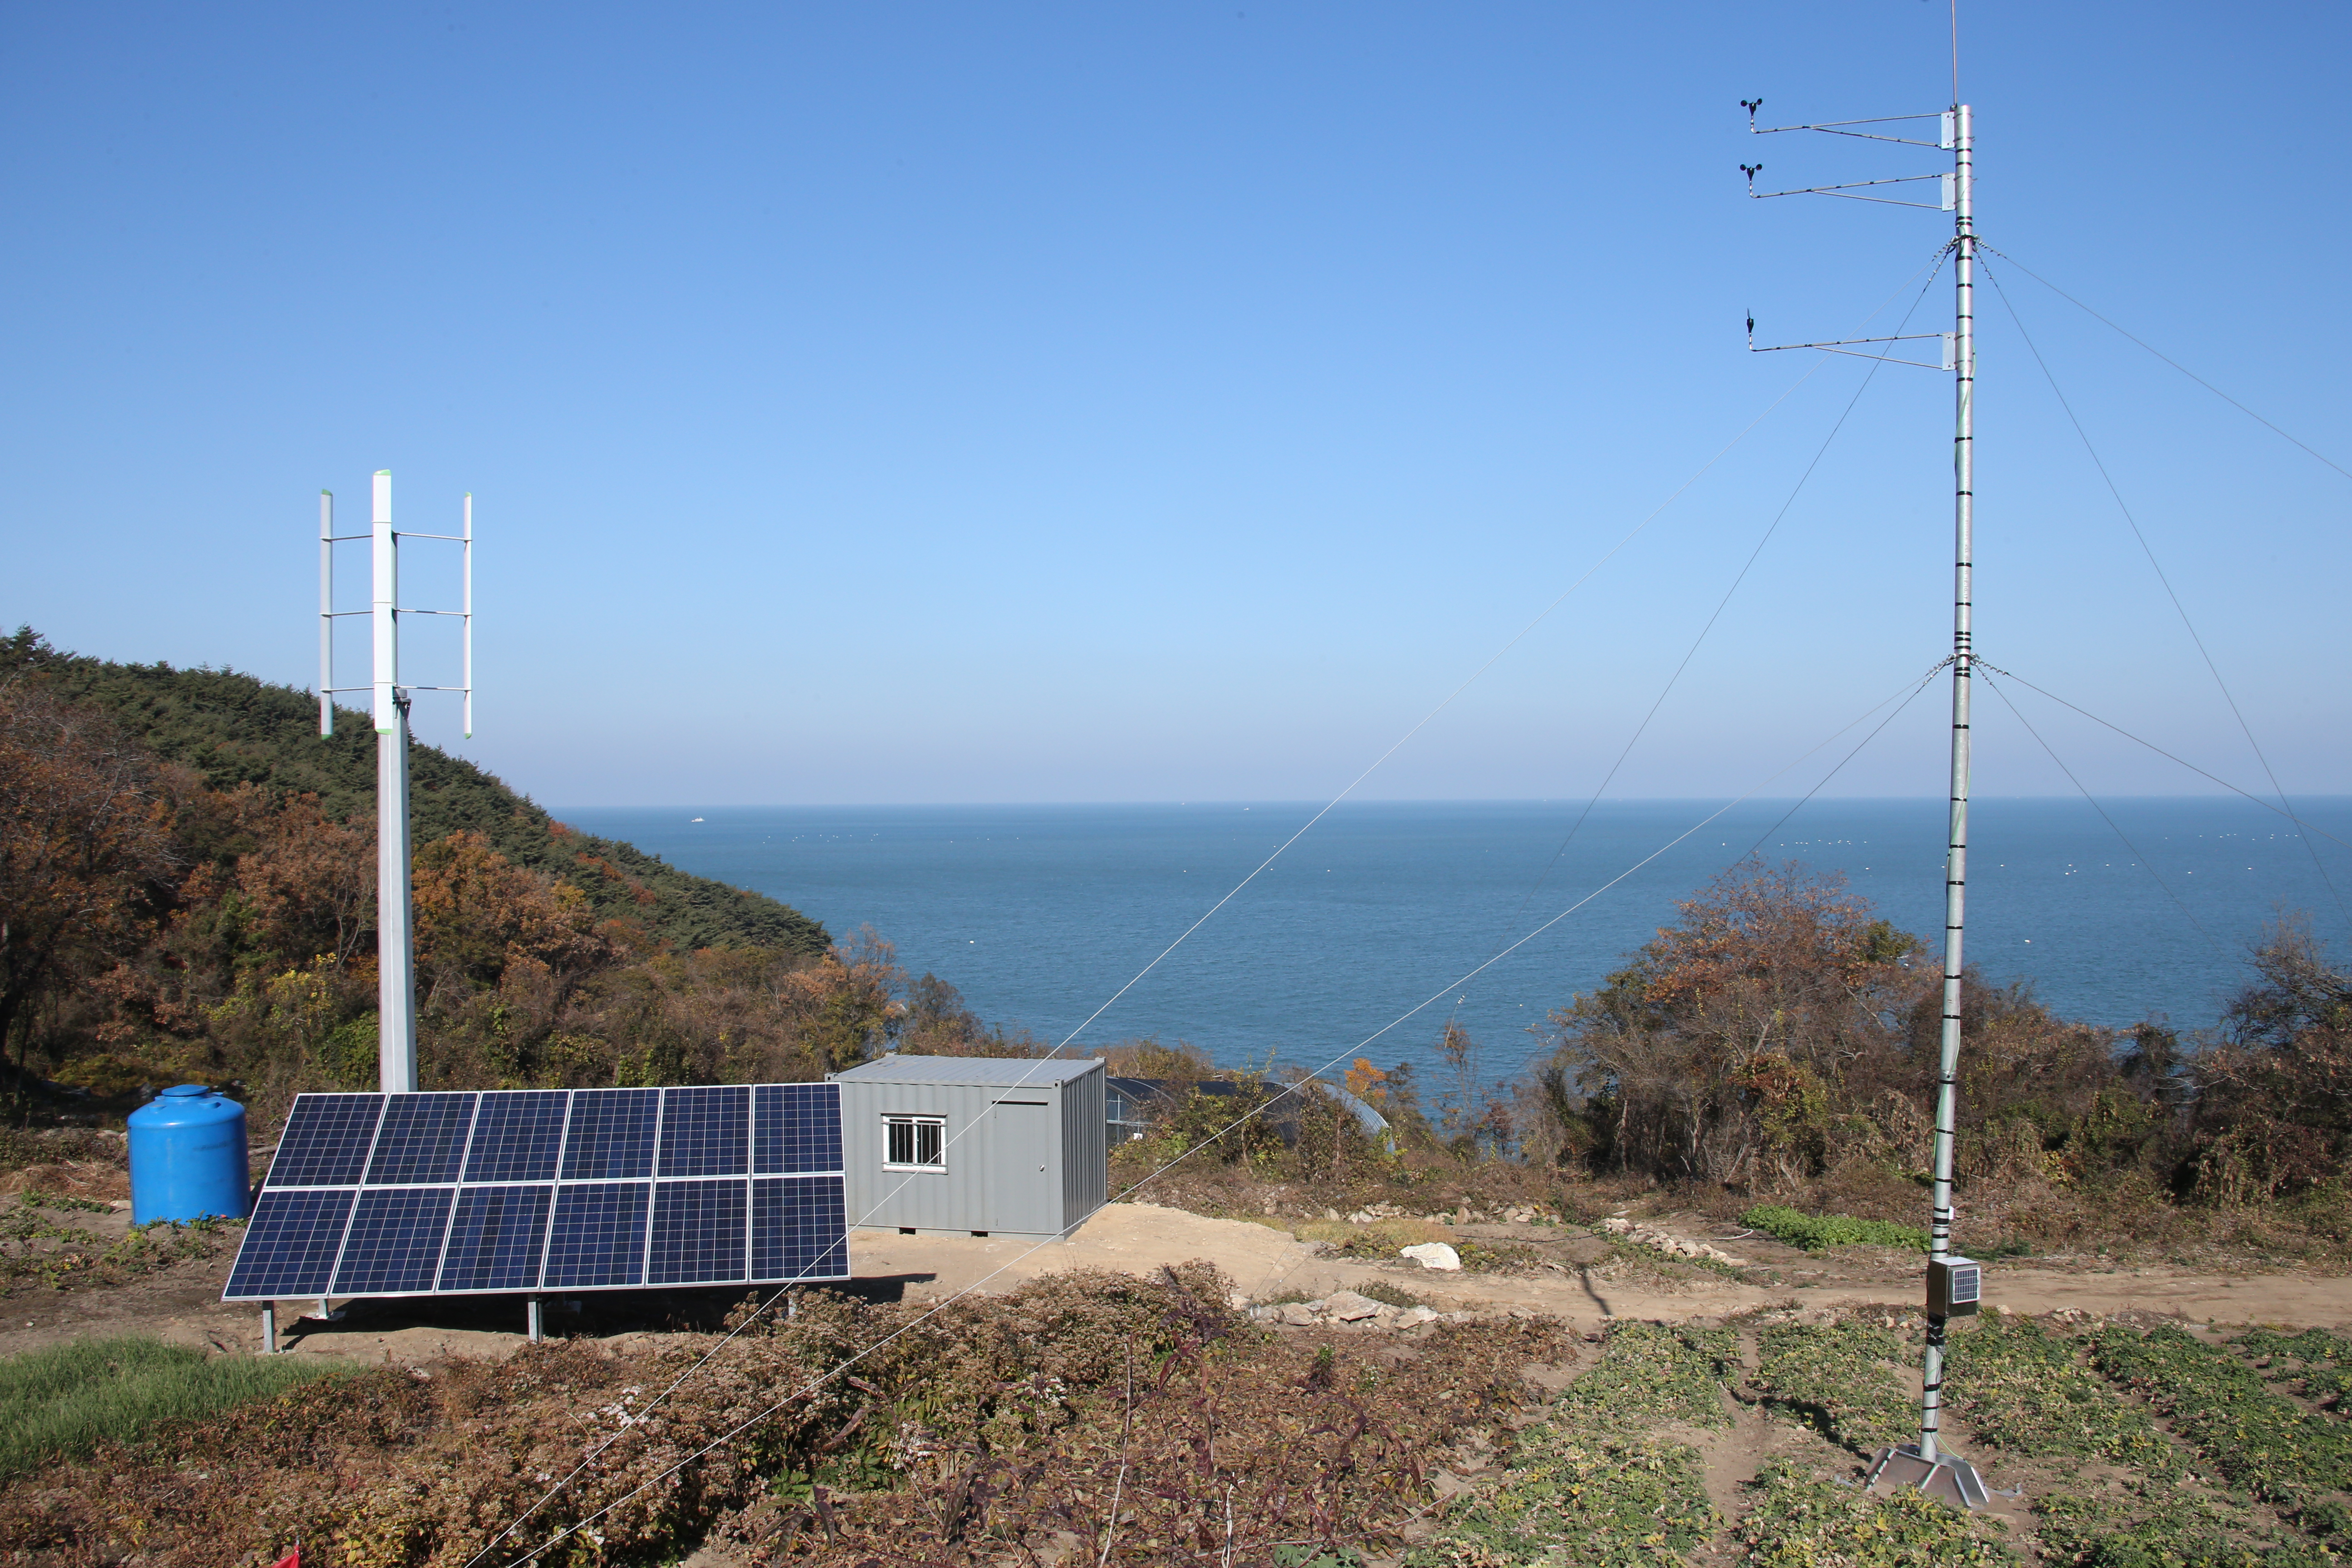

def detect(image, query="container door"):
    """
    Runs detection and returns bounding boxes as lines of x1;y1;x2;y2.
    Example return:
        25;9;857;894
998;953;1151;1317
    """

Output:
988;1099;1056;1233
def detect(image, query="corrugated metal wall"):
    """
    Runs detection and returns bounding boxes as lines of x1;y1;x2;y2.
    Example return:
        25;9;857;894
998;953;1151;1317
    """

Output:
1060;1066;1107;1229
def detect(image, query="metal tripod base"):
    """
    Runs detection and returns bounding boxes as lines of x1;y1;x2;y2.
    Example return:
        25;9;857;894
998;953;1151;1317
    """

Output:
1866;1444;1990;1510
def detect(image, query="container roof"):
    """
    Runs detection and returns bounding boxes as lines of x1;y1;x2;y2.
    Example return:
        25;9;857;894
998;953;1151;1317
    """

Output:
831;1054;1103;1088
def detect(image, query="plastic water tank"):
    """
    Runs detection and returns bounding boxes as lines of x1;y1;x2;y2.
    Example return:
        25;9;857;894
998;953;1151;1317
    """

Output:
127;1084;250;1224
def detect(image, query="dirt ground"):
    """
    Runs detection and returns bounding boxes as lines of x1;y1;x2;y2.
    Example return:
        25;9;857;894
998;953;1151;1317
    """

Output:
6;1197;2350;1372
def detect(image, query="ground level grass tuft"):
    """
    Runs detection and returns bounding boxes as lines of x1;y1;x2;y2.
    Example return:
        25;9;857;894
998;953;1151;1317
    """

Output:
1948;1314;2179;1472
1753;1320;1916;1455
1740;1206;1929;1253
1737;1457;2015;1567
0;1336;352;1475
1411;1428;1717;1568
2036;1484;2332;1568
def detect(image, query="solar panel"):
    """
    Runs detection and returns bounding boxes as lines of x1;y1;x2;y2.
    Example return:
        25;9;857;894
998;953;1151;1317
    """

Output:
223;1084;847;1301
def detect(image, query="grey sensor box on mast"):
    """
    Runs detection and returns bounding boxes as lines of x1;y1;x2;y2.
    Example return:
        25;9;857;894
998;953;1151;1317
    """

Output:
1927;1257;1982;1317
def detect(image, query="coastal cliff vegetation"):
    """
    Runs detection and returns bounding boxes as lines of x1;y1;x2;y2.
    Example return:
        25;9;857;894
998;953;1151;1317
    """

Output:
3;627;2347;1252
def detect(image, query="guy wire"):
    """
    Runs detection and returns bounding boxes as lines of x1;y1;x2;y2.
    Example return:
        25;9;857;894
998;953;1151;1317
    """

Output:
1974;663;2352;854
1736;657;1952;861
1980;244;2352;485
465;334;1857;1567
487;664;1951;1568
1975;667;2224;957
1982;258;2351;935
1450;248;1951;1027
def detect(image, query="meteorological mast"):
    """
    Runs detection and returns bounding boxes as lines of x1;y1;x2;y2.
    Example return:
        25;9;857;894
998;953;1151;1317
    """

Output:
1742;96;1989;1507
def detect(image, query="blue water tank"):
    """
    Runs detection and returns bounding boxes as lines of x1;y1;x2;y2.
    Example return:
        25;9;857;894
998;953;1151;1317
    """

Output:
127;1084;250;1224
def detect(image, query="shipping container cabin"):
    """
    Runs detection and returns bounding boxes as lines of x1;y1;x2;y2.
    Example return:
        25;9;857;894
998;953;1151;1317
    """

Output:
828;1055;1107;1239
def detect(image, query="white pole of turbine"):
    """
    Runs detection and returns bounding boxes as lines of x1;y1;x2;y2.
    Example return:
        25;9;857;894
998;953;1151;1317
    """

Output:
463;493;474;739
372;470;419;1095
1920;99;1975;1467
318;492;335;737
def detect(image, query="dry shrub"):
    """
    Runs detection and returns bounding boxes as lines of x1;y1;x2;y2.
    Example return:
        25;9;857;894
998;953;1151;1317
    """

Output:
0;1131;126;1196
0;1162;127;1201
0;1265;1573;1567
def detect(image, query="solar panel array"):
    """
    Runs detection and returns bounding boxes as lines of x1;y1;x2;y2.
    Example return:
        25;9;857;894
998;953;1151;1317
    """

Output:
222;1085;847;1301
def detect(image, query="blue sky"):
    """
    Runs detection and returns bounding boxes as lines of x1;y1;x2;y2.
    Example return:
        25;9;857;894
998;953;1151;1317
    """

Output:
5;3;2345;808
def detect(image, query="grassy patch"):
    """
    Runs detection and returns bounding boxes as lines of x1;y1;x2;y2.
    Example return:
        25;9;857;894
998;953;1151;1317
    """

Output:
1417;1319;1726;1565
1753;1321;1916;1454
2035;1485;2331;1568
2092;1324;2352;1505
1411;1428;1717;1568
0;1336;352;1475
1737;1456;2014;1567
1740;1205;1930;1253
2236;1328;2352;1413
1946;1315;2179;1472
1557;1320;1735;1430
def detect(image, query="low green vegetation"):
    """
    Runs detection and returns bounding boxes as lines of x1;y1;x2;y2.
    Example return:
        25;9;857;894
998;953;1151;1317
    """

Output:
2035;1484;2331;1568
1411;1428;1718;1568
0;1336;352;1474
1753;1320;1917;1454
2092;1324;2352;1505
1740;1205;1930;1253
1557;1320;1736;1430
15;1191;112;1214
1736;1456;2014;1568
2236;1328;2352;1412
1946;1314;2178;1471
0;1208;240;1292
1415;1320;1729;1566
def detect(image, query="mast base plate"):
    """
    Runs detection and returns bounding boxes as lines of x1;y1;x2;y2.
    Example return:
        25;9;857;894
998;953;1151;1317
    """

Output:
1865;1443;1991;1510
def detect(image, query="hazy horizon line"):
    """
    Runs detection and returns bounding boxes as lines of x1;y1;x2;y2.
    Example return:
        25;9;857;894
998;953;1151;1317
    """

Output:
549;793;2352;813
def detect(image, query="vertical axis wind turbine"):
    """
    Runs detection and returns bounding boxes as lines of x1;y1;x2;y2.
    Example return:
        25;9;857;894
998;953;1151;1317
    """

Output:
1742;96;1989;1508
318;472;473;1095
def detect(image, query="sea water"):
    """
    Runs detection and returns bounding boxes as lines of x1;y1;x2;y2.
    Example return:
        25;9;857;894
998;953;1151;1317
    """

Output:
559;798;2352;1094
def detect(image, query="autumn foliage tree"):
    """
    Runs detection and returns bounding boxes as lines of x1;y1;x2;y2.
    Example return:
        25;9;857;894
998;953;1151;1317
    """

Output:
2185;915;2352;1202
0;682;179;1108
0;660;918;1124
1529;859;1933;1185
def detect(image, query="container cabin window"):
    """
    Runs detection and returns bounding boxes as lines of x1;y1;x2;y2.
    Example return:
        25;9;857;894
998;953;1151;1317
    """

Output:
884;1115;946;1171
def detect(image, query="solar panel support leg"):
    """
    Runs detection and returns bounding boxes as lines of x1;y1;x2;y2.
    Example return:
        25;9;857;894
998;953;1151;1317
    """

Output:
526;1297;543;1344
261;1304;277;1355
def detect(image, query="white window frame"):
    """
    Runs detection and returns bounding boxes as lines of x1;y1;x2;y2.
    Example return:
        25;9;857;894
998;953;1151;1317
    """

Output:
882;1113;947;1172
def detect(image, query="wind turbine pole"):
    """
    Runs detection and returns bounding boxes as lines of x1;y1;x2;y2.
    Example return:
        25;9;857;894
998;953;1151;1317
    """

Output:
1921;99;1975;1467
372;470;419;1095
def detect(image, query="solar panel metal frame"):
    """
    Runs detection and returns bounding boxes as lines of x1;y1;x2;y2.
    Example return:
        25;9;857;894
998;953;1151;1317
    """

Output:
223;1085;848;1302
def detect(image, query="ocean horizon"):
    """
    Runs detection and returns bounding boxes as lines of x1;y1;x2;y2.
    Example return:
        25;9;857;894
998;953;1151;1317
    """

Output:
558;796;2352;1097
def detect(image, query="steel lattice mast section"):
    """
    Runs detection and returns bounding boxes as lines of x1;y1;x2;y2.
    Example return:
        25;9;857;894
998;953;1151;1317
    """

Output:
1919;100;1975;1466
372;470;420;1095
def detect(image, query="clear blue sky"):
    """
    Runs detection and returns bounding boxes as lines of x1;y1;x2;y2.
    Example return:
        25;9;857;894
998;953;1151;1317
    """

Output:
5;3;2345;808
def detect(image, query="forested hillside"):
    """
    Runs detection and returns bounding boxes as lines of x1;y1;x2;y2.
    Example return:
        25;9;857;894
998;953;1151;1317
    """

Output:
0;629;823;956
0;629;934;1122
